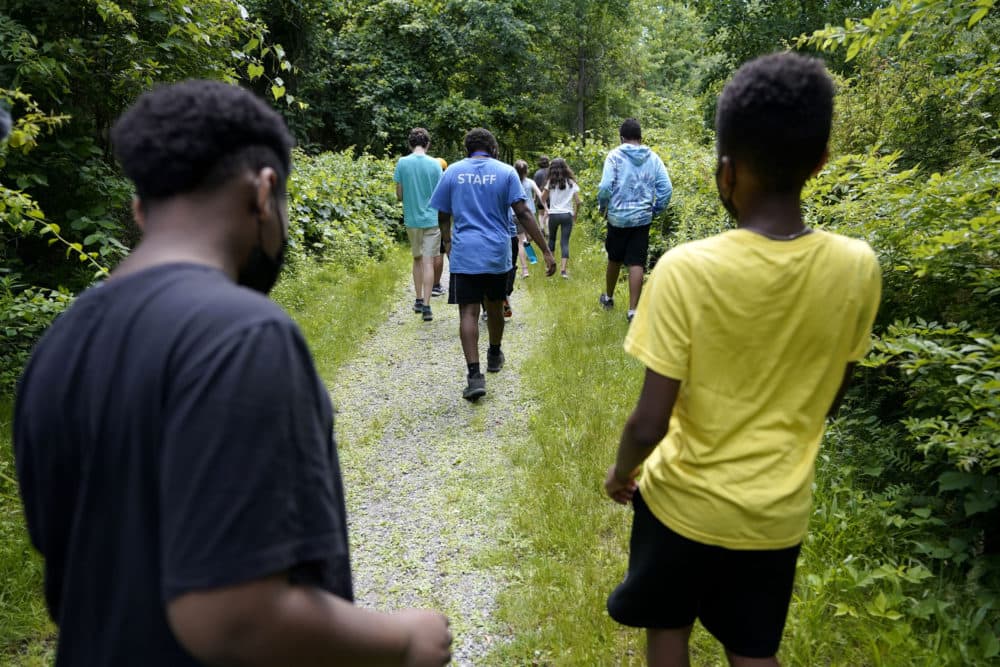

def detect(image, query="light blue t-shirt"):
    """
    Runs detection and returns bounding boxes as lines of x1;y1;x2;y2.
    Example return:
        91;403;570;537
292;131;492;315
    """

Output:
429;157;525;274
393;153;443;228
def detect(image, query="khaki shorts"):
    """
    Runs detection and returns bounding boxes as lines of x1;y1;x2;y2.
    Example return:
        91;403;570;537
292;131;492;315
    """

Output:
407;226;442;258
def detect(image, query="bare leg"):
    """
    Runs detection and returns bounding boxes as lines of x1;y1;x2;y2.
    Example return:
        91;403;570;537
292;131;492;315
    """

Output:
421;256;434;307
483;298;505;346
412;256;424;301
458;304;481;364
726;652;780;667
561;257;568;273
433;254;444;287
627;264;644;310
647;626;693;667
606;260;622;298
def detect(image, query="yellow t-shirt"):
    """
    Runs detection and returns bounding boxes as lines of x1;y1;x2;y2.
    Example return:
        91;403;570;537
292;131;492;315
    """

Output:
626;228;881;549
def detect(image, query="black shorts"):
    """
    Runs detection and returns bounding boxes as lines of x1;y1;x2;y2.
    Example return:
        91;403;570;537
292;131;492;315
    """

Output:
448;272;508;305
605;223;651;267
607;490;800;658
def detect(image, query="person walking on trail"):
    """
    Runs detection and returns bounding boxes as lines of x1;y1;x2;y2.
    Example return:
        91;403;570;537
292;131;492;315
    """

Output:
514;159;546;278
533;155;550;232
603;53;882;667
597;118;672;322
394;127;444;321
13;80;452;667
430;127;555;402
541;157;580;279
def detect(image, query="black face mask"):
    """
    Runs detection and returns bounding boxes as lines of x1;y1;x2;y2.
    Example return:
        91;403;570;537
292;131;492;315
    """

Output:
715;159;739;220
238;195;287;294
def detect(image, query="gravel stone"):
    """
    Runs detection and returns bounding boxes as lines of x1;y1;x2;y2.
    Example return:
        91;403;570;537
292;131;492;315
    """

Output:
331;271;538;665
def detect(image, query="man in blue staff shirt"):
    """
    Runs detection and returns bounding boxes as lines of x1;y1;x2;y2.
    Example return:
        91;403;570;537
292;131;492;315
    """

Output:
430;128;555;401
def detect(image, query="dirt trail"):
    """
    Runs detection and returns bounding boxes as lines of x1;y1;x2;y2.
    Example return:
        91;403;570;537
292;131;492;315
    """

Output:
328;270;538;665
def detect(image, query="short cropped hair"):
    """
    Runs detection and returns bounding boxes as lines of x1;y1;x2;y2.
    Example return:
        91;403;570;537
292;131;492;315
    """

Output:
464;128;498;157
537;155;549;169
620;118;641;141
408;127;430;148
715;52;834;192
111;80;294;203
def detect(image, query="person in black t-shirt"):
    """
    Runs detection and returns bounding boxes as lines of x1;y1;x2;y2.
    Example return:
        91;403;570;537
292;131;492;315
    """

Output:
13;80;451;667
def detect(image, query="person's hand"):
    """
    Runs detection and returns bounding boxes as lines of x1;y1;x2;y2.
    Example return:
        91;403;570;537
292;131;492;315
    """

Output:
543;251;556;277
604;465;638;505
443;239;451;257
395;609;452;666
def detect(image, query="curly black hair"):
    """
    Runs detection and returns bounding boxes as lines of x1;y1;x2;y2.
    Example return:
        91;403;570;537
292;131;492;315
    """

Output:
408;127;430;148
464;128;498;157
715;52;834;193
111;79;294;203
619;118;641;141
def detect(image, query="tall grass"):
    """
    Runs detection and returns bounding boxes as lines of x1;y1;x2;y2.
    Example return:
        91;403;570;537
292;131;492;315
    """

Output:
0;249;410;665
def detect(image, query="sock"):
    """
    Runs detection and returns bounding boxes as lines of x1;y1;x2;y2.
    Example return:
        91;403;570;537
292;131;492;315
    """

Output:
488;344;501;356
415;298;424;305
627;309;636;317
468;362;480;378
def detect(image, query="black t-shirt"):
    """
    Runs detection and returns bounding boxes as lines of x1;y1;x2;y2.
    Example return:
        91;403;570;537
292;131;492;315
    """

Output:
14;263;353;666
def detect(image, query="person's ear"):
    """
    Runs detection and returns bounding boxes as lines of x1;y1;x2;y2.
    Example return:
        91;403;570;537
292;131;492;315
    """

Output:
716;155;735;194
254;167;279;218
131;196;146;231
810;147;830;178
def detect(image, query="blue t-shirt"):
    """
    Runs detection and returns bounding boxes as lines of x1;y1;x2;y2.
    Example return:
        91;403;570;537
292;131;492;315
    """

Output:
429;157;525;274
14;264;353;666
393;153;443;228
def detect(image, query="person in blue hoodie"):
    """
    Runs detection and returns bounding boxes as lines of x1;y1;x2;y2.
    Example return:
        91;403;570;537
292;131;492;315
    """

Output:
597;119;672;322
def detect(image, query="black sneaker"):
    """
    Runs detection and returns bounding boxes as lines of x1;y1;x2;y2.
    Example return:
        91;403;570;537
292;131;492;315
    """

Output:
413;299;424;313
431;284;445;297
463;373;486;401
599;294;614;310
422;305;433;322
486;350;505;373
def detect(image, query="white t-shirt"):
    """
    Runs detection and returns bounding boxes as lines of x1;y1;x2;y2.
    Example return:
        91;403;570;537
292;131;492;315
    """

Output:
547;181;579;215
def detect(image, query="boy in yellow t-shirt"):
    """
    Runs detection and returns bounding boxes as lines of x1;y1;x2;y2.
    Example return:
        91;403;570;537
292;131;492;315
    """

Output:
603;52;882;666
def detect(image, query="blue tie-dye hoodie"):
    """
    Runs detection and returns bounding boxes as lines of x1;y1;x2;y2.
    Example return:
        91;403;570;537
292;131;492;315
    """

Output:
597;144;672;228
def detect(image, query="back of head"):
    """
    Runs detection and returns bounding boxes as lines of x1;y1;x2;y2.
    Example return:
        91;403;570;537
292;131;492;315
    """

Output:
537;155;549;169
547;158;575;189
111;80;294;204
409;127;430;149
715;52;833;193
619;118;641;142
464;128;498;157
514;159;528;180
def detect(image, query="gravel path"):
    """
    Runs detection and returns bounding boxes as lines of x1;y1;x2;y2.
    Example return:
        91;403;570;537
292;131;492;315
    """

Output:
329;270;538;665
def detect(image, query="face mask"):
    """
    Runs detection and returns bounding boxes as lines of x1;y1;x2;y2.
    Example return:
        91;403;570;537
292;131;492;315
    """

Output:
715;159;739;220
238;193;287;294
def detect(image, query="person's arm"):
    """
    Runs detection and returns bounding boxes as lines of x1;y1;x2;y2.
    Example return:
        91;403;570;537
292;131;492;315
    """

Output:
572;187;580;219
168;576;450;667
438;211;452;256
512;199;555;276
652;159;672;217
531;181;548;212
597;154;615;215
395;183;403;202
605;369;680;504
827;362;856;419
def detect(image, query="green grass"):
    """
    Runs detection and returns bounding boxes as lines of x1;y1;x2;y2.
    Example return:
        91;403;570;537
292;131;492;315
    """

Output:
271;246;411;380
0;248;410;666
0;400;56;664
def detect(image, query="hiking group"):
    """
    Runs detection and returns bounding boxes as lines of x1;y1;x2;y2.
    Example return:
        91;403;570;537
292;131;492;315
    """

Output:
13;51;880;667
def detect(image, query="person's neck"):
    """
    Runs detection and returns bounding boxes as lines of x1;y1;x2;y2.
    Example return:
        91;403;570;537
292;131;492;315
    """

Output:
411;146;427;156
622;139;641;146
112;204;237;282
736;196;809;239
